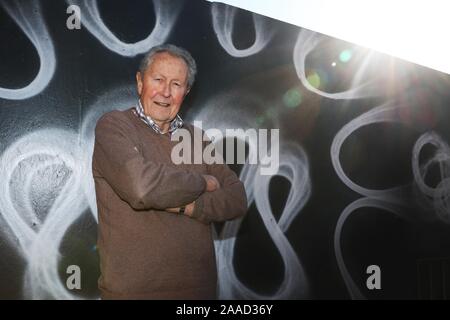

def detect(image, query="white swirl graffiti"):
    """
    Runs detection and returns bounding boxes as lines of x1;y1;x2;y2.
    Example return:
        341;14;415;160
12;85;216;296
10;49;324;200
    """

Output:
331;102;411;299
0;86;136;299
215;142;311;299
333;197;412;299
211;2;274;58
331;102;408;202
192;90;310;299
412;132;450;224
0;128;85;299
66;0;183;56
293;29;381;100
0;0;56;100
331;101;450;299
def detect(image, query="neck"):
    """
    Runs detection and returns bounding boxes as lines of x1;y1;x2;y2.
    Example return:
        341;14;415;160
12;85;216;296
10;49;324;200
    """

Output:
153;119;170;134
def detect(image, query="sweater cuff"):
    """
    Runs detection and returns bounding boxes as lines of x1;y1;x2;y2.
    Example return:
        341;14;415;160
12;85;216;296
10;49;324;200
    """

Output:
194;172;207;196
191;193;210;224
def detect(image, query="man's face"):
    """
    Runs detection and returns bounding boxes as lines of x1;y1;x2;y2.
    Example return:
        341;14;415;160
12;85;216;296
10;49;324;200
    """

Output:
136;52;189;131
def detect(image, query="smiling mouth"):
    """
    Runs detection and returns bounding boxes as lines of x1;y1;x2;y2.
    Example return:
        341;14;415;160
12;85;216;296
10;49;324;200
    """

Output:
154;101;170;108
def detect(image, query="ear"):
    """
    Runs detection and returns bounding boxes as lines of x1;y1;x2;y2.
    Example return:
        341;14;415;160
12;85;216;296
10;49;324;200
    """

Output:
136;72;143;95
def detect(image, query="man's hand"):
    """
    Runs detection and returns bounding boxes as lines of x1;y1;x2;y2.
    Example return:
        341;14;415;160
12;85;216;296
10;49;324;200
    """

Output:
165;175;220;216
166;201;195;217
203;175;221;192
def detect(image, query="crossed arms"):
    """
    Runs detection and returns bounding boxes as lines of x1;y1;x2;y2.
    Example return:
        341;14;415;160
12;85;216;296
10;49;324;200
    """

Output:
92;111;247;224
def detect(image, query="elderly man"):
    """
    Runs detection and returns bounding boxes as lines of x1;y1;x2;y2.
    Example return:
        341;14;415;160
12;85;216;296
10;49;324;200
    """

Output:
92;44;247;299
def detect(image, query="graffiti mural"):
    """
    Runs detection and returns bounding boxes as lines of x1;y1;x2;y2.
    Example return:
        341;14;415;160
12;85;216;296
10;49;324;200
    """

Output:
1;0;450;299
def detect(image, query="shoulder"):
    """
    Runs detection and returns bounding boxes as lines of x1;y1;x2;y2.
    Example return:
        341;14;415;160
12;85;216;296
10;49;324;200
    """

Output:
182;122;209;136
180;122;215;145
95;108;136;132
181;122;196;133
97;108;132;124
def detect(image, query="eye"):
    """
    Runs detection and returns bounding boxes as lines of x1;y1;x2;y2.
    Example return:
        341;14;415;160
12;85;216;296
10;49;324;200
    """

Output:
173;82;181;87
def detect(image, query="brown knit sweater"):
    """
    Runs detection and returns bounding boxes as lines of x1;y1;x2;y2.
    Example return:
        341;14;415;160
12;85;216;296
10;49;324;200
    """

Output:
92;108;247;299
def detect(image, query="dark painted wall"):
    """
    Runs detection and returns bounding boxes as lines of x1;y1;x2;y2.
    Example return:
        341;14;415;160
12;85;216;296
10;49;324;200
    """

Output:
1;0;450;299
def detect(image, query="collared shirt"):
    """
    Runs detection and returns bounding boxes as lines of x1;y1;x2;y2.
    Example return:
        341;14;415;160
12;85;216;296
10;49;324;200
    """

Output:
134;99;183;135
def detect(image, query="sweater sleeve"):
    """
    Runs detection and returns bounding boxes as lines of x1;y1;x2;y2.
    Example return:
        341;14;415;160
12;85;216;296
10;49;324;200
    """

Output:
190;142;248;224
92;111;206;210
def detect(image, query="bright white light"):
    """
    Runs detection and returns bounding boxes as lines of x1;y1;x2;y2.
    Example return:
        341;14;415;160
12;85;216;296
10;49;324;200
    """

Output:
206;0;450;75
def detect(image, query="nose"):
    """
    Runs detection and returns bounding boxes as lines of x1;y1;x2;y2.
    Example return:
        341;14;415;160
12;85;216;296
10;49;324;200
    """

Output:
161;82;171;98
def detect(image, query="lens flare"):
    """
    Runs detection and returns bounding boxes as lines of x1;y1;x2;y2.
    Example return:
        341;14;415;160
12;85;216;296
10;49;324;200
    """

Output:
339;49;352;63
283;88;303;108
306;72;320;89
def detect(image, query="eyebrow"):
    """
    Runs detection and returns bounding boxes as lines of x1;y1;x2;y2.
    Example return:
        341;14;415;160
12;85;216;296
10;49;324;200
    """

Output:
151;73;184;81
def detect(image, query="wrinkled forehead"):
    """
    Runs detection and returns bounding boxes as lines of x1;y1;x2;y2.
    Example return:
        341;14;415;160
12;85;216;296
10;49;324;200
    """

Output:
148;52;189;74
